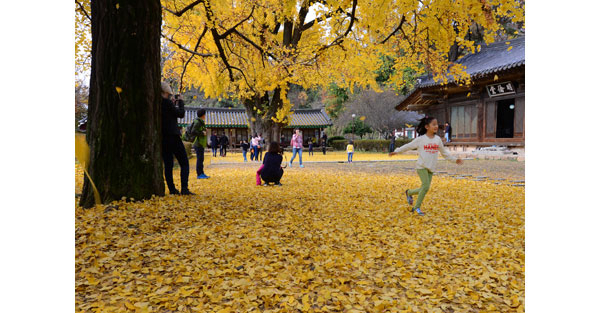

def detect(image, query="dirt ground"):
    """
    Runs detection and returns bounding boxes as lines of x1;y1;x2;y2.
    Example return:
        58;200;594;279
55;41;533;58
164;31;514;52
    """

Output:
209;159;525;181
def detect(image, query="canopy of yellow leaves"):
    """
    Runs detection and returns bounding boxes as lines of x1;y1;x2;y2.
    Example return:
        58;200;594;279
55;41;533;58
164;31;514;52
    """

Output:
76;162;524;312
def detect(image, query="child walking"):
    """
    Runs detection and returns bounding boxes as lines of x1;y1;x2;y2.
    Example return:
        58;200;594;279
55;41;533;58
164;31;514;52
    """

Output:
346;140;354;163
389;116;463;216
308;138;314;156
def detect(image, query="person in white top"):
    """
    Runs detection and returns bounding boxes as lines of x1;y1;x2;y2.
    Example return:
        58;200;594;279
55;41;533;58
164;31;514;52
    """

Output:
389;116;463;216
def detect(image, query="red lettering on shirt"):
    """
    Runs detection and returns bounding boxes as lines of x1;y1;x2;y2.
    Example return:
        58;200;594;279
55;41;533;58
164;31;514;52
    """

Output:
424;143;439;154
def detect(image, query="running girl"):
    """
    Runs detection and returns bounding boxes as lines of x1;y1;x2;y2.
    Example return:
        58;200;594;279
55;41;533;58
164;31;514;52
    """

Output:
389;116;463;216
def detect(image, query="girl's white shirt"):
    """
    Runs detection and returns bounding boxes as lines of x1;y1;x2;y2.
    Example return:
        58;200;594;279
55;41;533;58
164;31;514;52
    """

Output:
394;134;456;171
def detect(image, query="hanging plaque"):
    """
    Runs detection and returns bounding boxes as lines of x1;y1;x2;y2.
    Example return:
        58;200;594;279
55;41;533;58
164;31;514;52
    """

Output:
486;81;516;97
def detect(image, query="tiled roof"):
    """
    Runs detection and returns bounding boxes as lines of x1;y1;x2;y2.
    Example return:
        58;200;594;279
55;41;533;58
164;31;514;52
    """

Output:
417;36;525;88
179;108;332;128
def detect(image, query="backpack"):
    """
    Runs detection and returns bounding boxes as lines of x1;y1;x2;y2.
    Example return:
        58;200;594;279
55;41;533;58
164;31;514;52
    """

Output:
182;119;198;142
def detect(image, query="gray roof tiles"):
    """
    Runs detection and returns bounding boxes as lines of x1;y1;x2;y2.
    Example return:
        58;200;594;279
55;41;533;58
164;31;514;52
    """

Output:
417;36;525;88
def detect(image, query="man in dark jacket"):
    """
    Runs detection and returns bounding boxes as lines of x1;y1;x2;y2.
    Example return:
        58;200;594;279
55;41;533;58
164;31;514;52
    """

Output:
190;109;209;179
219;132;229;157
210;132;219;157
161;82;193;195
389;131;396;153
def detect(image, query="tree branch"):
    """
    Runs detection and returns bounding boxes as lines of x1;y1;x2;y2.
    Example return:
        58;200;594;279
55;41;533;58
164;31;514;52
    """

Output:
381;15;405;44
162;0;204;17
162;33;214;57
179;26;209;93
230;29;278;60
314;0;358;56
302;7;357;31
75;0;91;21
218;6;255;39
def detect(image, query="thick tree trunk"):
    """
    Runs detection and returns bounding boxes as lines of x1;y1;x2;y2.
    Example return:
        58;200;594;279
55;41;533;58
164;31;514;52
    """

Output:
81;0;164;208
244;89;285;151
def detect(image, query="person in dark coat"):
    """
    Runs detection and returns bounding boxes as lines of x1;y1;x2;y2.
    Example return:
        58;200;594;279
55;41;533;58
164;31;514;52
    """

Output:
219;132;229;157
210;132;219;157
241;140;250;162
444;122;452;143
260;142;284;186
389;131;396;153
160;83;193;195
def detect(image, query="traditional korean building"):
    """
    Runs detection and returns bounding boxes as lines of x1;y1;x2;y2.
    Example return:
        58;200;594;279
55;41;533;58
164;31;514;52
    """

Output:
178;107;333;147
396;36;525;153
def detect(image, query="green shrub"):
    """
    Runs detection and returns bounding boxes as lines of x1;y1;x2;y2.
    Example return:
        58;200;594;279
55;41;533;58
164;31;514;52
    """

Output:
330;138;413;151
327;136;345;146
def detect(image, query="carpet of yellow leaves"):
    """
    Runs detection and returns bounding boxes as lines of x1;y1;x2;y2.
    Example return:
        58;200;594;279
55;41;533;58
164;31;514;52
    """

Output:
76;162;524;312
207;151;418;164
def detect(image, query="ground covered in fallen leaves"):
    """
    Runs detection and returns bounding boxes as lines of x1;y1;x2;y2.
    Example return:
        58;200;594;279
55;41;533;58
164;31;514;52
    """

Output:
76;160;524;313
207;151;418;164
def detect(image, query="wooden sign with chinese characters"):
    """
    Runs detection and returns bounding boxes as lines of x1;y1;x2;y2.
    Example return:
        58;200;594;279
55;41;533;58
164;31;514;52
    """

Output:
486;81;516;97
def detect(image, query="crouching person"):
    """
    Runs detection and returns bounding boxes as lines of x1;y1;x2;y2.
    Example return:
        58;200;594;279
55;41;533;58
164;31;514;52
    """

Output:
260;142;285;186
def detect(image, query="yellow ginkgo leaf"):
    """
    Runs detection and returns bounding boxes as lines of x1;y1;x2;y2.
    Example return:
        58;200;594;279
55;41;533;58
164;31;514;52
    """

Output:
494;75;499;81
507;46;513;51
116;3;119;9
115;86;123;94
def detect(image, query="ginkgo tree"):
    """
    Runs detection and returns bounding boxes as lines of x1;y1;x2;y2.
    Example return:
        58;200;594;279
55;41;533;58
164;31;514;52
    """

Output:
74;0;524;206
159;0;524;144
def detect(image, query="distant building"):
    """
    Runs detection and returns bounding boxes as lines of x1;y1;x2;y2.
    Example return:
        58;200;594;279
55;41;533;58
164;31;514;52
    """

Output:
395;127;417;139
178;107;332;147
396;36;525;153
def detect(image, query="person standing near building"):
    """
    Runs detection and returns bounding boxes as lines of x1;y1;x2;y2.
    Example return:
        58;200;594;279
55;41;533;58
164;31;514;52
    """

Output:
389;131;396;153
257;133;264;161
210;132;219;157
241;140;250;162
308;137;314;156
321;137;327;155
289;128;304;168
160;83;193;195
220;132;229;157
250;134;259;161
190;109;209;179
444;122;452;143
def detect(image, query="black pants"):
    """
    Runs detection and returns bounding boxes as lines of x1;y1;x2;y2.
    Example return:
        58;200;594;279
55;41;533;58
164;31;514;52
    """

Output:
162;135;189;192
194;146;204;176
257;147;262;161
220;145;227;156
322;147;326;155
389;143;395;153
261;168;283;183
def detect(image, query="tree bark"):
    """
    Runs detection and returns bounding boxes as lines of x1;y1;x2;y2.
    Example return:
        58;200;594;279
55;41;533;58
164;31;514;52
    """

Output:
81;0;164;208
243;89;285;151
